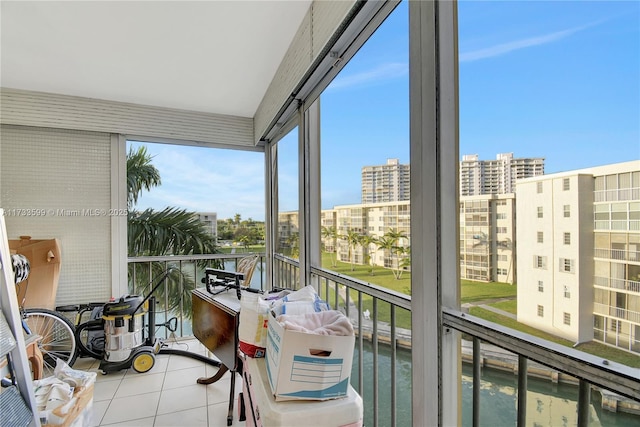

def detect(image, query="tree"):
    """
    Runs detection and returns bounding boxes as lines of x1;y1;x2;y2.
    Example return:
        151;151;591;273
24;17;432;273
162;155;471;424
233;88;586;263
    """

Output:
343;230;361;271
379;229;409;279
321;226;338;267
358;234;378;275
126;146;161;209
127;145;219;317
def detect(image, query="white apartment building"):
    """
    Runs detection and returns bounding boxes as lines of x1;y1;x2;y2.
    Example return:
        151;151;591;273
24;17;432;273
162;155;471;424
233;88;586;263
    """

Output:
361;158;410;203
460;194;516;284
196;212;217;240
318;201;410;269
461;153;545;196
516;161;640;353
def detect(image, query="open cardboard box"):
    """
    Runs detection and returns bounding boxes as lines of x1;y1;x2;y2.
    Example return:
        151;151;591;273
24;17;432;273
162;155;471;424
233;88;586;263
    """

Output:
265;312;355;401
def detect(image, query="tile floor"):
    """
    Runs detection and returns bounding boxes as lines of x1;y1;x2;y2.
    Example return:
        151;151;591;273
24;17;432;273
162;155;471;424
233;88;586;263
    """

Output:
73;339;246;427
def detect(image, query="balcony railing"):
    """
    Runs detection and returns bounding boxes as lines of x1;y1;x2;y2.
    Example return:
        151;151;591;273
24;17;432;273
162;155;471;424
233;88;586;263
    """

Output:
127;252;266;337
594;187;640;202
594;276;640;293
594;302;640;324
594;248;640;262
128;253;640;427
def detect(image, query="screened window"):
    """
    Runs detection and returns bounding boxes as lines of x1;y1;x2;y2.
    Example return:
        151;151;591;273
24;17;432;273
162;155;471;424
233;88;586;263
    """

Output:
563;205;570;218
560;258;574;273
564;285;571;298
538;281;544;292
537;305;544;317
537;182;543;193
563;178;570;191
537;206;543;218
537;232;543;243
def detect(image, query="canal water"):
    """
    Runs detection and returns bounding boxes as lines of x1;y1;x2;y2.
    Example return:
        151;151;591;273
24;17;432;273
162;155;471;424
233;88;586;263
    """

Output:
352;340;639;427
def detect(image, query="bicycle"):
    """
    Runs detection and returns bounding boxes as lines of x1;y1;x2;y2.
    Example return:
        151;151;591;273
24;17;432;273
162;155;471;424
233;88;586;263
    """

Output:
12;253;78;377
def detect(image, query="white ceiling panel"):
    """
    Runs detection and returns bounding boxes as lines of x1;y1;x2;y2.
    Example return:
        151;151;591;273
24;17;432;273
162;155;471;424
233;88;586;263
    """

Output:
1;1;312;118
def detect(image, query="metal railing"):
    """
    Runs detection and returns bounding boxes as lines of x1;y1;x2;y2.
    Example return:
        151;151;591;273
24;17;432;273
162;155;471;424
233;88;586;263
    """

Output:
127;252;266;337
444;308;640;427
274;253;412;427
594;302;640;324
127;252;640;426
594;187;640;202
594;248;640;262
594;275;640;293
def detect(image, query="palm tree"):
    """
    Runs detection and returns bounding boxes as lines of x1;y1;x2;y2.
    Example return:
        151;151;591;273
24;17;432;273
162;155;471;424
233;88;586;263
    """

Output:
379;229;409;279
126;146;161;209
343;230;361;271
358;234;378;275
127;145;219;317
321;226;338;267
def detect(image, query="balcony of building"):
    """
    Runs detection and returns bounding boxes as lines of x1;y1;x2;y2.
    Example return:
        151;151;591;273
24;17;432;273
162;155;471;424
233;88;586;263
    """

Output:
2;1;639;427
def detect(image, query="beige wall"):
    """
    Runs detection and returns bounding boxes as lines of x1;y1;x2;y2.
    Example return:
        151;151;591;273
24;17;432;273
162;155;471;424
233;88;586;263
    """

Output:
1;124;113;305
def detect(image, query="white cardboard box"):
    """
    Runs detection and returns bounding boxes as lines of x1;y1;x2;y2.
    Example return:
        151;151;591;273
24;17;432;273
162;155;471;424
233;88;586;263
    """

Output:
243;355;363;427
266;313;355;401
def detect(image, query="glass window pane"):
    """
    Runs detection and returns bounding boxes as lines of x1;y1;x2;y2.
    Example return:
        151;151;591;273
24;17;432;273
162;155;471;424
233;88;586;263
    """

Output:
276;128;299;259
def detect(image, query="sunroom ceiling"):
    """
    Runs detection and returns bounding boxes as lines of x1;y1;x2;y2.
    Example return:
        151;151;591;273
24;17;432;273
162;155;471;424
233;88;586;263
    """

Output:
0;1;312;118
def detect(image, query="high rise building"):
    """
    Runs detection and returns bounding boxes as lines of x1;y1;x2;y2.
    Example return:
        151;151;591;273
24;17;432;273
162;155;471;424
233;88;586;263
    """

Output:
459;194;516;284
516;161;640;353
361;158;410;203
460;153;545;196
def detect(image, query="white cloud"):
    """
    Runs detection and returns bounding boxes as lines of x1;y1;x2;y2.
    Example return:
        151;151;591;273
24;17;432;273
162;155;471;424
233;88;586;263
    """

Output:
460;22;595;63
328;62;407;90
129;142;266;220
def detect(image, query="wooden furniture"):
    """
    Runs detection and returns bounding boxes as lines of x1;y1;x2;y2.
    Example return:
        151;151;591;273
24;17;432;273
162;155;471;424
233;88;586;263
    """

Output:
192;288;243;426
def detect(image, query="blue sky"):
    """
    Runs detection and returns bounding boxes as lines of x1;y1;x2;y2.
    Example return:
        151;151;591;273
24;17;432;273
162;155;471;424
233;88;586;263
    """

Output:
132;0;639;220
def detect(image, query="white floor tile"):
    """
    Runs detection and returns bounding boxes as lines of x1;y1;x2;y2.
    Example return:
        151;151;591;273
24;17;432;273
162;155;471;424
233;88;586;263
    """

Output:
92;368;127;382
163;365;207;390
157;383;208;415
88;399;109;427
205;376;242;407
100;391;160;425
154;406;208;427
208;401;246;427
93;379;121;402
100;416;155;427
167;353;209;371
114;372;165;398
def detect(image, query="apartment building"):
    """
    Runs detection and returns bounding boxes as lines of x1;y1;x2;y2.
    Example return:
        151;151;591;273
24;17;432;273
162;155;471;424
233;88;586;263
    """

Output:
196;212;217;240
516;161;640;353
318;201;411;269
460;194;516;284
460;153;544;196
361;158;410;203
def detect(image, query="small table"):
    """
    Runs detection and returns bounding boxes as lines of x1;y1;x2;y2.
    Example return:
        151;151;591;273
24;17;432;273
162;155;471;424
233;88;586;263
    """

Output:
192;288;243;426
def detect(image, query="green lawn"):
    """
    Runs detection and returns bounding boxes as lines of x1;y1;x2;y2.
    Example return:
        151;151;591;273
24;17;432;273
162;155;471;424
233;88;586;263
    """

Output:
488;299;517;314
461;280;517;302
470;307;640;368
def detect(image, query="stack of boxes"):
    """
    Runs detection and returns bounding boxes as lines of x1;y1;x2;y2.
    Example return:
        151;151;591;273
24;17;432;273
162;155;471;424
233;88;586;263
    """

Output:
238;287;363;427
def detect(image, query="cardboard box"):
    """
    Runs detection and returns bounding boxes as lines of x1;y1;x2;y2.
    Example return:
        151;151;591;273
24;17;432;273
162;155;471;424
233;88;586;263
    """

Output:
243;355;363;427
42;384;94;427
266;313;355;401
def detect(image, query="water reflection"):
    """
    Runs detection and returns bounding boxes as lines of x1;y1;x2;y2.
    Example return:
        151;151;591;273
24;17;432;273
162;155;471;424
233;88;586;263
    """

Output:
352;340;639;427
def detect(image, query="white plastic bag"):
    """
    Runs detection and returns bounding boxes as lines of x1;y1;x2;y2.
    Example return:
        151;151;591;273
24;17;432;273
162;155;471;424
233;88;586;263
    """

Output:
239;292;271;357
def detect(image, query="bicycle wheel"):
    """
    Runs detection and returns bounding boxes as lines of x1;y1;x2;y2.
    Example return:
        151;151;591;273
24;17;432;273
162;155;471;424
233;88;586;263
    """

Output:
23;308;78;375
